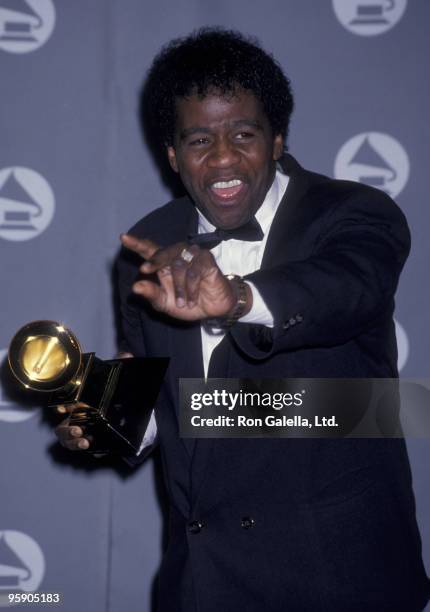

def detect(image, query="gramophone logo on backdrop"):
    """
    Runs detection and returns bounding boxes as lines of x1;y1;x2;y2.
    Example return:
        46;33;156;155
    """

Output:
0;167;55;242
0;0;55;53
0;531;45;607
0;349;37;422
334;132;409;198
332;0;407;36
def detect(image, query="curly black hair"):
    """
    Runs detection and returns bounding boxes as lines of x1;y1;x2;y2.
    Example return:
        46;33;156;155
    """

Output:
143;27;294;148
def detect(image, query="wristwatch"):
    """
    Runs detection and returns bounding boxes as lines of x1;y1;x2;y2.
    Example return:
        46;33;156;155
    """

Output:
206;274;249;329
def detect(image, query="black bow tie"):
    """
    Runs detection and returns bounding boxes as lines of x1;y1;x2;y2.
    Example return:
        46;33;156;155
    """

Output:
188;217;263;249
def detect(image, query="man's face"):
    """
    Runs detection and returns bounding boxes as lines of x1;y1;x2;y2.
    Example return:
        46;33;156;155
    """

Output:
167;89;284;229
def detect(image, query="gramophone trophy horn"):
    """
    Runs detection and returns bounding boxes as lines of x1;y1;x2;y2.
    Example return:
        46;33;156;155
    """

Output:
8;321;168;454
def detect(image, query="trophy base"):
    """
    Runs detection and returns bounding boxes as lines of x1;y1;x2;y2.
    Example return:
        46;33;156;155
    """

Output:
51;354;168;454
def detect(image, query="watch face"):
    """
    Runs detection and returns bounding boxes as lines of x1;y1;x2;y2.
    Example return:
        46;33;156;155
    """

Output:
225;276;247;325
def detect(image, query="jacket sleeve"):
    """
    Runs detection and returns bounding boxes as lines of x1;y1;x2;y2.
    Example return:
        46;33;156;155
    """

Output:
230;190;411;359
116;247;159;464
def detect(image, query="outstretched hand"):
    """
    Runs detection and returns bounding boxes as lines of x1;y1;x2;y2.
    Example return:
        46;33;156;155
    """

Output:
120;234;250;321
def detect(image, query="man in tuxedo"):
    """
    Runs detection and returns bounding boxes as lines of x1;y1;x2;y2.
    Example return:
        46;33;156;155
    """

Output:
57;28;429;611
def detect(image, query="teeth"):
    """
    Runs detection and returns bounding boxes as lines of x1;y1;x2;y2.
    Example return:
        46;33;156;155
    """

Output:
212;179;242;189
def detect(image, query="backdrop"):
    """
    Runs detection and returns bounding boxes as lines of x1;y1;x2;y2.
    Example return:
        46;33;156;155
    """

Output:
1;1;428;610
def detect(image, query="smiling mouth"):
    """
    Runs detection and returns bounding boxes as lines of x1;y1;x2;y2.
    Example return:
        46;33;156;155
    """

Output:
210;179;245;201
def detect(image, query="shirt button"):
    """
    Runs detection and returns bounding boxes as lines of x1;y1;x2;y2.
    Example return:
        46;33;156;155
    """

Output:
188;520;204;534
296;313;303;322
282;321;290;330
289;317;297;326
241;516;255;530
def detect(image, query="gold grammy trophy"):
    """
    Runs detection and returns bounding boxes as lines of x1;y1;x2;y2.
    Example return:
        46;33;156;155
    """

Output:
8;321;168;454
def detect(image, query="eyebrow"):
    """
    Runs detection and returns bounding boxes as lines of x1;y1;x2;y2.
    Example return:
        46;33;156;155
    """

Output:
179;127;211;141
232;119;264;130
179;120;264;141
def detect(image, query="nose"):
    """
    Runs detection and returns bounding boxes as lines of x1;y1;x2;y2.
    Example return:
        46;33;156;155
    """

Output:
207;137;241;168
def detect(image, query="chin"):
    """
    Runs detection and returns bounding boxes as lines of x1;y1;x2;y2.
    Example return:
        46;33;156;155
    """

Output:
213;213;247;230
206;204;254;229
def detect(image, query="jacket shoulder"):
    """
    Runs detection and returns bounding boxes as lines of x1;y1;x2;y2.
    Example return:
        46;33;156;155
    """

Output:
305;168;402;212
126;196;194;244
294;165;409;234
116;195;195;287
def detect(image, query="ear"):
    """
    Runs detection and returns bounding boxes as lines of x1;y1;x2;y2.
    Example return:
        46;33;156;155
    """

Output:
272;134;284;161
167;146;179;173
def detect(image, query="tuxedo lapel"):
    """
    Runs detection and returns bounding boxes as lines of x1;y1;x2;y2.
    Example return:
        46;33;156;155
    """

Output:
261;154;313;269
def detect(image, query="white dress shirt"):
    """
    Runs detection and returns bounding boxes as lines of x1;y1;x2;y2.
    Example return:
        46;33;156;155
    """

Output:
137;169;289;452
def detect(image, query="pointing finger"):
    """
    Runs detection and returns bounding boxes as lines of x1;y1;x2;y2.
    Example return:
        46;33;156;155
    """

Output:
140;242;190;274
120;234;160;260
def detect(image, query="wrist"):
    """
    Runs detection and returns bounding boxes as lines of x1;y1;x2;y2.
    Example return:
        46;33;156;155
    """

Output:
225;275;253;320
207;275;252;328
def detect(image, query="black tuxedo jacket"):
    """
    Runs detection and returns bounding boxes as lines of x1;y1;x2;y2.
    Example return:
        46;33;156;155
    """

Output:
117;155;429;612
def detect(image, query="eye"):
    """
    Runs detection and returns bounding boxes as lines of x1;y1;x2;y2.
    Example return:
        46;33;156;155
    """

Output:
235;131;255;141
189;137;210;146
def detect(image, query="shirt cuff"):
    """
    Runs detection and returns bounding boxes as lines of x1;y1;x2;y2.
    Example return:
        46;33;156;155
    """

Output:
240;281;274;327
136;410;158;455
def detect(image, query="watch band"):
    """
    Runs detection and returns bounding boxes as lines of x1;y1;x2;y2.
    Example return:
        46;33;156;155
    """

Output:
206;274;248;329
225;274;248;325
